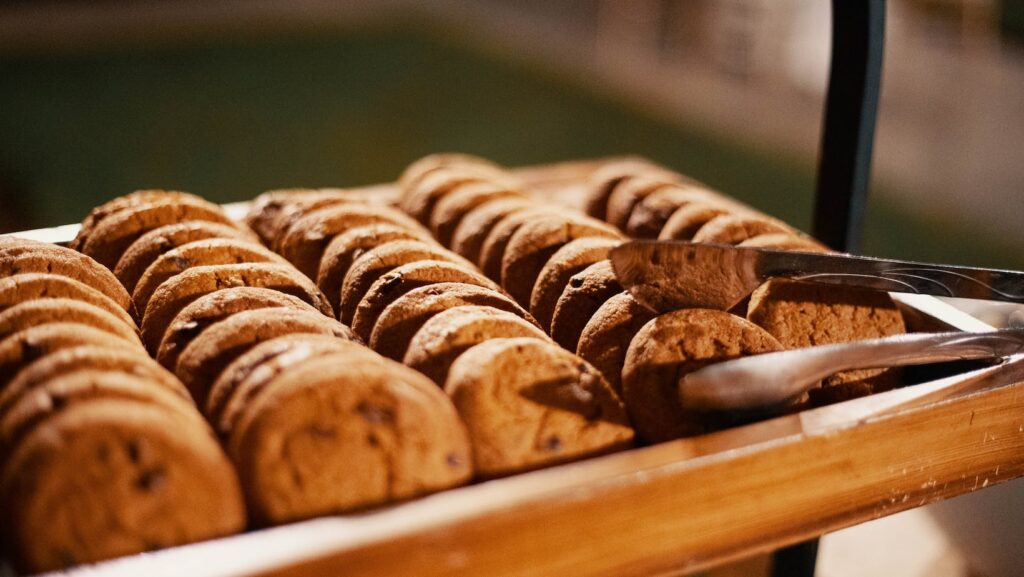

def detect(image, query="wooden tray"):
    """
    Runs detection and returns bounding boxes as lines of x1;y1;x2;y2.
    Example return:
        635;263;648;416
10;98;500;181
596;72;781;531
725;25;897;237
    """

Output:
3;162;1023;577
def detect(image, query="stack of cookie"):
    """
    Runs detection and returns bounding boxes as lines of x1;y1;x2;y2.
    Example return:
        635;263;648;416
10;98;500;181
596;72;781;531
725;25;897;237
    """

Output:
247;162;634;479
0;236;245;574
69;189;474;526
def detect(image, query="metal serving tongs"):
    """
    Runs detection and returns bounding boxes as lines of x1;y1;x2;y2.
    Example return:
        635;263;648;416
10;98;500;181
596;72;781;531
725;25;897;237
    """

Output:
679;328;1024;411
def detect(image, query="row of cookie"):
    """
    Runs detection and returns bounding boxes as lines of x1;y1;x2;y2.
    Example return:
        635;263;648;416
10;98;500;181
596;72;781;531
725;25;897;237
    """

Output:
580;158;826;250
69;190;481;524
245;187;635;478
0;236;245;574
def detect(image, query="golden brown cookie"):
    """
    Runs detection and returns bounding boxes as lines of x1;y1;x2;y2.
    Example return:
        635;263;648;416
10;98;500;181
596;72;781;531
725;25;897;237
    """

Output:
369;282;535;361
529;237;622;332
445;337;633;478
576;293;657;396
476;205;565;281
0;346;188;417
400;164;514;225
140;263;333;353
549;260;622;351
155;286;316;370
338;240;473;324
404;305;550;385
0;323;141;389
580;158;680;220
276;202;428;278
245;188;362;247
745;278;906;403
622;309;783;443
0;240;134;314
604;175;680;231
0;273;137;333
501;214;625;308
0;370;204;456
229;352;472;525
132;238;286;313
449;196;534;265
351;259;502;342
173;307;355;404
70;190;207;251
0;299;142;347
114;221;258;293
316;224;436;314
79;198;240;269
625;185;729;239
428;181;524;247
0;399;245;573
657;203;734;241
205;334;362;434
737;233;830;252
397;153;504;192
691;214;794;245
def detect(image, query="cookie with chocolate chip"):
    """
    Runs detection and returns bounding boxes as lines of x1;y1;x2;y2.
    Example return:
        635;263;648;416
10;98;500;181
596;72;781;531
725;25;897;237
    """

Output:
0;273;137;332
622;309;783;443
657;204;734;241
450;196;534;265
549;260;622;351
428;181;524;247
576;293;657;396
529;237;621;332
245;188;362;247
445;337;633;478
229;352;472;525
0;299;141;347
691;214;794;245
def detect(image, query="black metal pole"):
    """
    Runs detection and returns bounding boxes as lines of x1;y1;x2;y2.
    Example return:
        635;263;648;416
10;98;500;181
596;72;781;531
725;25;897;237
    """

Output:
812;0;886;254
773;3;886;576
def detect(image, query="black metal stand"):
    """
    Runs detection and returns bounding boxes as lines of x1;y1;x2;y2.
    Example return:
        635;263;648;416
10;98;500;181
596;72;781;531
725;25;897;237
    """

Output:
771;2;886;576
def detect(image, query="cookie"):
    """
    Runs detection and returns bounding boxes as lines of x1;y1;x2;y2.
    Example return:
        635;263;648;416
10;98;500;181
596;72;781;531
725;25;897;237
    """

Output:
369;282;535;361
0;273;137;332
657;203;733;241
449;196;534;265
477;205;564;281
229;352;472;525
745;278;906;403
428;181;524;247
0;370;204;456
114;221;257;293
132;238;286;313
549;260;622;351
404;305;549;385
621;309;783;443
625;185;728;239
529;237;622;332
337;240;473;324
580;159;679;220
155;287;316;371
398;153;504;192
0;299;142;348
501;214;625;307
351;259;502;342
738;233;830;252
604;175;680;231
245;188;361;247
276;202;428;278
0;346;189;417
79;198;240;269
70;190;207;251
691;214;794;245
400;165;513;225
206;334;363;434
316;224;435;314
139;263;333;353
0;323;141;389
0;399;245;573
445;337;633;478
0;240;134;314
575;292;655;395
173;308;355;404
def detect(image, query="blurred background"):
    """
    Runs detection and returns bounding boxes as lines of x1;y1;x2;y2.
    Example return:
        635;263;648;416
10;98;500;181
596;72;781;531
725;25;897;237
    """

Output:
0;1;1022;575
